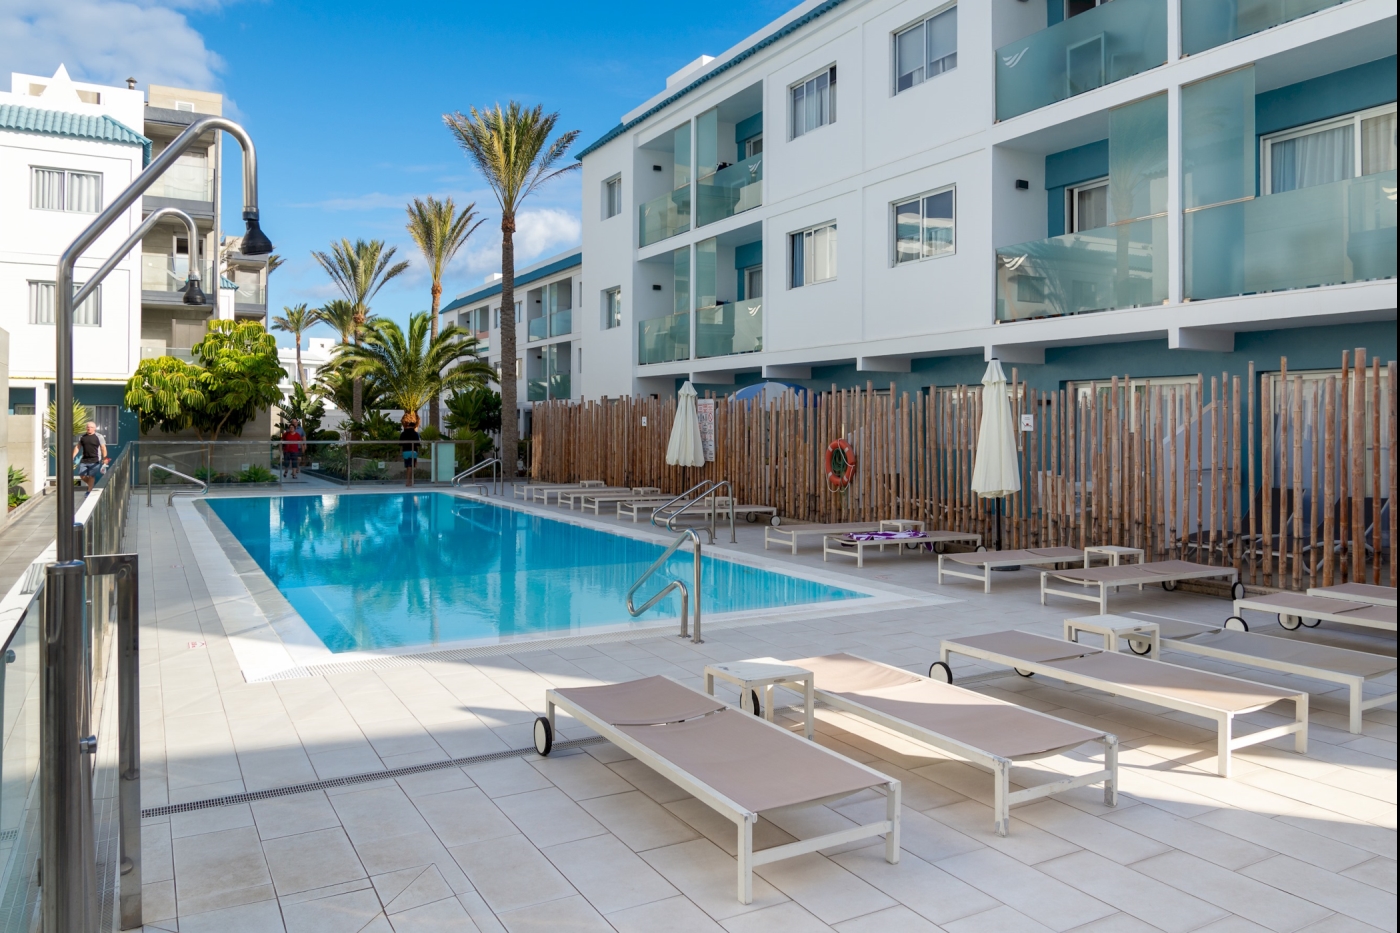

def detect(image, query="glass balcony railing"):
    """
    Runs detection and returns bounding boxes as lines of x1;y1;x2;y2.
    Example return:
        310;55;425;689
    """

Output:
1185;171;1396;302
639;188;691;247
527;316;549;342
996;216;1168;322
141;254;212;295
1181;0;1345;55
549;309;572;338
696;298;762;358
528;379;547;402
996;0;1167;121
549;373;571;399
697;154;763;227
474;330;490;353
146;158;213;201
140;346;195;362
233;277;265;305
638;311;691;364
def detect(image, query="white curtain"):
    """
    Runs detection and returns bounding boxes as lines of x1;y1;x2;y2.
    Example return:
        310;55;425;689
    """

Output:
1270;124;1352;193
28;282;54;324
66;172;102;212
31;169;64;210
1360;112;1397;176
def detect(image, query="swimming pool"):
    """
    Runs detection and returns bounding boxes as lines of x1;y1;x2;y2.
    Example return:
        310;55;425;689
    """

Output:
207;493;867;653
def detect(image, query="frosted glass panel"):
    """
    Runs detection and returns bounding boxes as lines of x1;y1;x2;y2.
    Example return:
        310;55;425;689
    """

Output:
1361;112;1397;175
1108;93;1167;223
673;123;691;189
697;109;718;181
1182;0;1344;55
673;247;690;315
996;216;1168;321
1182;67;1255;210
695;238;718;310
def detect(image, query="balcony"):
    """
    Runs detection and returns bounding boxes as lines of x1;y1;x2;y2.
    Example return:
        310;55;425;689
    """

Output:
639;188;690;248
142;254;213;304
527;379;547;402
549;309;572;338
696;299;762;358
146;154;213;202
995;0;1166;121
996;217;1168;322
1181;0;1345;54
474;330;490;353
548;373;571;399
233;277;265;306
1184;171;1396;301
527;316;549;342
638;311;691;364
696;154;763;227
140;346;194;362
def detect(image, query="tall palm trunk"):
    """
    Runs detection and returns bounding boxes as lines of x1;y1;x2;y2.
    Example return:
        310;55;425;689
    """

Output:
352;314;364;423
499;215;518;479
295;334;304;386
429;282;442;431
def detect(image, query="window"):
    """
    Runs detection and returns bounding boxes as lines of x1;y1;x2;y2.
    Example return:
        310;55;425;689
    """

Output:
1066;178;1108;232
604;176;622;218
174;101;195;112
893;186;955;263
31;168;103;213
745;136;764;158
790;67;836;138
29;281;100;326
1262;104;1397;194
76;89;101;105
894;6;957;94
602;287;622;329
789;223;837;288
1065;0;1109;17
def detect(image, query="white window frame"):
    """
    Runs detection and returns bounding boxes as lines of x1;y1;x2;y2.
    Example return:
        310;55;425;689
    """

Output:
892;3;958;96
892;184;957;265
789;66;837;140
603;175;623;219
1260;103;1398;195
1066;176;1109;233
789;222;838;288
30;167;103;213
29;280;101;326
601;287;622;330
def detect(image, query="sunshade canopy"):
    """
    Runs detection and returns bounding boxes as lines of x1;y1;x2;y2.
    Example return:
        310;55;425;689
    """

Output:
970;359;1021;499
666;381;706;467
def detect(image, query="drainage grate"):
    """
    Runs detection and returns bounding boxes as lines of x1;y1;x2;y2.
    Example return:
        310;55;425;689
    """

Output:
141;735;606;818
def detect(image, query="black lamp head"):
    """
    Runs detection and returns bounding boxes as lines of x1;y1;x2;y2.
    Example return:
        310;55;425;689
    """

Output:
241;210;274;255
181;275;207;306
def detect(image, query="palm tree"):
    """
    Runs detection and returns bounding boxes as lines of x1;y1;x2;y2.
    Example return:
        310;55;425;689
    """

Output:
443;102;580;478
336;312;495;423
314;298;363;347
405;196;484;432
271;303;315;385
311;239;409;421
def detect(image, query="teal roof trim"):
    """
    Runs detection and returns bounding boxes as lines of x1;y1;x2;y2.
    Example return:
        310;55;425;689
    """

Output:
0;103;152;165
440;251;583;315
219;275;238;289
575;0;849;160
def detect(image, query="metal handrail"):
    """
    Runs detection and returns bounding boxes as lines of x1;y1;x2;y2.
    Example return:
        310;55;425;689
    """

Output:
146;464;208;507
626;528;703;643
453;457;502;495
651;479;735;544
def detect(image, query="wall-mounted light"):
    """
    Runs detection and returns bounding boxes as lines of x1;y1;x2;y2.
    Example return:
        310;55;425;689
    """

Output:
1015;179;1030;190
652;165;663;172
652;284;662;291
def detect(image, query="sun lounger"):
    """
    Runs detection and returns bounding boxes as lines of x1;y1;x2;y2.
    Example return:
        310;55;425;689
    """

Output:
616;497;674;522
781;653;1117;836
534;675;900;903
577;488;662;514
764;523;881;554
937;547;1084;593
1109;615;1397;734
826;530;986;568
532;482;615;504
1040;560;1243;614
939;630;1307;777
553;486;636;508
515;480;605;500
617;496;781;525
1306;583;1397;608
1230;591;1397;634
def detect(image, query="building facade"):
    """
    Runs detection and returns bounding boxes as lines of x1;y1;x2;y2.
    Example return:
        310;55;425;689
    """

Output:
574;0;1396;400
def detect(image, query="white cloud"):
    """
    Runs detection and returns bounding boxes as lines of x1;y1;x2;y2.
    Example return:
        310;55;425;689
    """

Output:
458;208;581;276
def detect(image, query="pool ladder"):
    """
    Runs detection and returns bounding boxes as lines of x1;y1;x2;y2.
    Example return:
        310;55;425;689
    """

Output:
146;463;208;507
627;528;703;643
651;479;735;544
452;458;502;496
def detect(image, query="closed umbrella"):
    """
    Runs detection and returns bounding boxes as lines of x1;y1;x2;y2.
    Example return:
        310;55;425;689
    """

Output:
970;359;1021;550
666;381;706;467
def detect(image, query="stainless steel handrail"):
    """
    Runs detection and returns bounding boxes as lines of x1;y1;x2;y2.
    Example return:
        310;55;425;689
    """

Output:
146;464;209;507
626;528;703;643
453;457;502;495
651;479;735;544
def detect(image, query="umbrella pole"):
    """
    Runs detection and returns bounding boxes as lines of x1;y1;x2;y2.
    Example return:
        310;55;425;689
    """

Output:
991;497;1020;568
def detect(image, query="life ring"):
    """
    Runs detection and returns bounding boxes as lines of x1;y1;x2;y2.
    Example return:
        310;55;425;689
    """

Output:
826;439;856;489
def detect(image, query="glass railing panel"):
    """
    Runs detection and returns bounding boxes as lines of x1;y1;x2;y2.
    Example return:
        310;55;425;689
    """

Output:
697;153;764;227
549;373;571;399
639;188;691;248
528;379;547;402
1181;0;1345;54
527;316;548;342
0;584;43;933
234;278;265;304
637;311;691;364
996;0;1167;120
996;216;1168;321
1185;171;1396;301
141;255;212;294
147;157;212;201
549;309;572;338
696;298;763;358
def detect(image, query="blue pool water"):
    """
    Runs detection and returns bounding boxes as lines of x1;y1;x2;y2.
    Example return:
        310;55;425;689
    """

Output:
207;493;866;653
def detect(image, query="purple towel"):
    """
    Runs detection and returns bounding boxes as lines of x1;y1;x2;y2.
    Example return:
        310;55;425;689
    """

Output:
845;531;925;542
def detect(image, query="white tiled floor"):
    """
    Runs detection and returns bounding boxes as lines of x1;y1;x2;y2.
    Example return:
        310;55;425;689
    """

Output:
131;492;1396;932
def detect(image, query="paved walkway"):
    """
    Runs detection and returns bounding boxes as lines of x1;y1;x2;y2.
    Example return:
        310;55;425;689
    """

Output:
0;492;54;595
131;490;1396;933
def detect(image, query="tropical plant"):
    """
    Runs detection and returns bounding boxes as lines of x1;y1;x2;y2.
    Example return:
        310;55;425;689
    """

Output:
314;298;364;347
8;465;29;509
277;381;326;438
313;363;385;419
265;253;285;276
311;239;409;422
271;302;316;385
443;101;580;478
238;464;277;484
405;196;484;431
444;386;502;435
348;410;400;441
45;400;93;454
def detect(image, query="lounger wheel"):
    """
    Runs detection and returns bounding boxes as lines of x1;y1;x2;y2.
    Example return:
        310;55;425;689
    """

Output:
745;511;757;523
1224;616;1248;632
976;544;988;553
1014;668;1035;678
928;661;953;683
770;515;782;526
933;541;947;554
533;717;553;756
1127;638;1152;655
1278;613;1302;630
1230;581;1245;601
1161;580;1179;592
1301;617;1320;628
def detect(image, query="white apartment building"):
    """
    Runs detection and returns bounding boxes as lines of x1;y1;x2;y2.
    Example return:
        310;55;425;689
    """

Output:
574;0;1396;402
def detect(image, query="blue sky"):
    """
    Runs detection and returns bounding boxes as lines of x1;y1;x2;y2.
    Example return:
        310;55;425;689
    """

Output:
2;0;794;345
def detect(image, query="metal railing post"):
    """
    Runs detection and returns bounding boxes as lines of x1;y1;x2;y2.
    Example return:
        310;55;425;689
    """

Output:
625;529;703;644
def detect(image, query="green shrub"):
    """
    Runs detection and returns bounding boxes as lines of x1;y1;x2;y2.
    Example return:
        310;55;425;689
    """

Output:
7;465;29;509
238;464;277;484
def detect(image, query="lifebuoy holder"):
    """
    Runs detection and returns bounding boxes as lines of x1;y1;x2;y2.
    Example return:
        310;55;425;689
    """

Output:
826;438;857;489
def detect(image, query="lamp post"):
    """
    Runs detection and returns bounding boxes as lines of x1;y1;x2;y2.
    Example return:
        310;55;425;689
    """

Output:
43;115;271;933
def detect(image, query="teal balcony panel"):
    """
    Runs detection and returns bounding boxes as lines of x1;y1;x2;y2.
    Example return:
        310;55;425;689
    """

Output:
696;154;764;227
1182;0;1346;55
638;311;691;365
527;316;548;342
639;188;691;247
696;298;763;358
996;217;1168;322
996;0;1167;121
527;379;547;402
1185;171;1396;301
549;373;571;399
549;308;572;338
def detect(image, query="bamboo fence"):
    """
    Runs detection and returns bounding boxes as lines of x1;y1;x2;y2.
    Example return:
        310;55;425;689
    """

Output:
532;350;1397;589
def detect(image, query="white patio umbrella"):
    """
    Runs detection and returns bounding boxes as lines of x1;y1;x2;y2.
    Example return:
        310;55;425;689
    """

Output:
666;381;706;467
970;359;1021;550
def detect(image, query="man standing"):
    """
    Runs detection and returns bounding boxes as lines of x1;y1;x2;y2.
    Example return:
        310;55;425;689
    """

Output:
73;421;107;493
399;414;421;487
282;420;305;479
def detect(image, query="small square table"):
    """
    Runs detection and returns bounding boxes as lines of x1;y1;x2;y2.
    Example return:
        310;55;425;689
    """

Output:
704;657;815;739
1084;545;1147;591
1063;614;1161;659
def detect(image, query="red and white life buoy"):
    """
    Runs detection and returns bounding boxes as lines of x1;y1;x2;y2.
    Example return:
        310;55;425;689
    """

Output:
826;439;856;489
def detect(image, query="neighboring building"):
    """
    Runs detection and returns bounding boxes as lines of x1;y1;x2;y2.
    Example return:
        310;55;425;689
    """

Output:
439;249;583;430
575;0;1396;400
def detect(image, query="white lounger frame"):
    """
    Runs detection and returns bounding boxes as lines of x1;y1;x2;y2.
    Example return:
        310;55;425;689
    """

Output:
765;524;878;554
938;550;1081;594
1305;586;1398;608
578;488;662;515
794;655;1117;836
544;688;900;904
515;480;605;501
826;532;983;569
1041;565;1239;614
1233;594;1398;635
939;637;1306;777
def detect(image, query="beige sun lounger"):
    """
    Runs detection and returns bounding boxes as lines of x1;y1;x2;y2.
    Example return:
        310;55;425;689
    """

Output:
515;479;605;500
1041;560;1241;614
1106;614;1397;734
827;530;986;568
1306;583;1397;608
617;497;675;522
577;488;662;514
535;676;900;904
531;482;613;504
554;486;636;508
1231;591;1397;634
939;630;1307;777
765;523;882;554
938;547;1084;592
782;654;1117;836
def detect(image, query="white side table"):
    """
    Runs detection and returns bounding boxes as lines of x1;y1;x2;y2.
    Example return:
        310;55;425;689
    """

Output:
1064;614;1161;659
877;519;927;555
704;657;815;739
1084;545;1146;590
